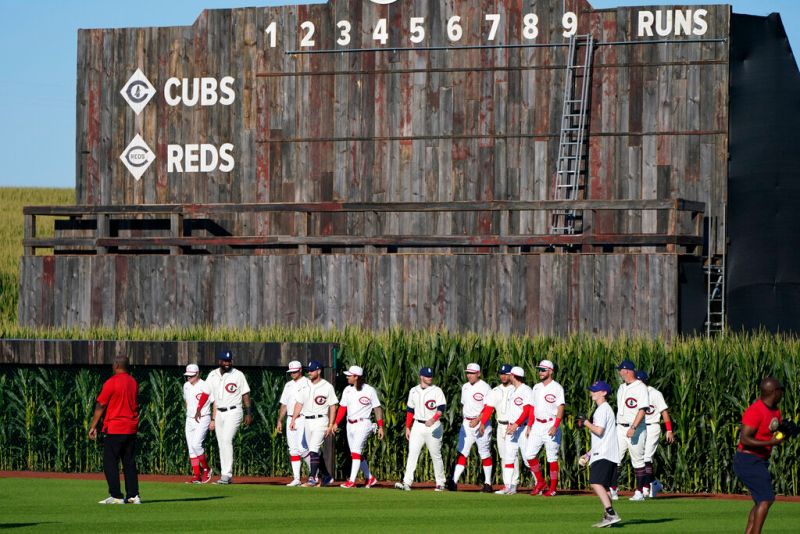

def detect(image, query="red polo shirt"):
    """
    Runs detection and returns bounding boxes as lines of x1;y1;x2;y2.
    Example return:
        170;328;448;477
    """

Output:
737;399;781;459
97;372;139;434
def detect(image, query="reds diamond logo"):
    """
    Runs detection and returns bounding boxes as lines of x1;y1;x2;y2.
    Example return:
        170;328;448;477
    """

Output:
425;399;437;410
625;397;638;409
120;134;155;181
514;397;524;406
359;396;371;406
472;392;484;402
545;394;557;403
315;395;327;405
225;383;238;394
120;69;156;115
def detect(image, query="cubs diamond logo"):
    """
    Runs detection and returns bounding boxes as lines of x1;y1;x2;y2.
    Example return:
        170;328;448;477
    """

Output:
120;69;156;115
120;135;155;181
315;395;327;405
225;383;238;394
359;396;371;406
625;397;638;409
646;404;655;415
425;399;437;410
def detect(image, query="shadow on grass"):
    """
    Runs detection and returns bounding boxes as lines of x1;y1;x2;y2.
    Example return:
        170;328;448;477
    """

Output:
0;524;56;530
620;518;676;526
143;496;228;504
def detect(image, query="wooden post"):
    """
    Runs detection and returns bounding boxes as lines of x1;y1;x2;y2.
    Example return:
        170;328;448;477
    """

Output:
499;209;510;254
297;211;309;254
321;345;337;478
364;211;377;254
170;213;184;255
23;214;35;256
96;213;109;255
666;203;677;253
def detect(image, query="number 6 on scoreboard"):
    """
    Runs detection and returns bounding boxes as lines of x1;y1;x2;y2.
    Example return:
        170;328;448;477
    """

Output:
485;14;501;41
447;16;463;42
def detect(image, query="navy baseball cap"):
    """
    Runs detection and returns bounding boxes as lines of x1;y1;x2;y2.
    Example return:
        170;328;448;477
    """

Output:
307;360;323;372
616;359;636;370
499;364;513;375
635;370;649;382
588;380;612;394
419;367;434;378
216;350;233;361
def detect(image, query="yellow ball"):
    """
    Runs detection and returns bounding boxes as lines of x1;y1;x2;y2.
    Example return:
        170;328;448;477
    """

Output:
775;431;785;441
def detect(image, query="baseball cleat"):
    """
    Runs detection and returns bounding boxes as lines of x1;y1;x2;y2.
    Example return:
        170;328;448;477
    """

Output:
494;485;512;495
365;475;378;488
202;468;212;484
186;476;201;484
609;488;619;501
642;487;650;498
321;475;335;487
629;490;645;501
286;479;303;487
541;489;557;497
394;482;411;491
434;485;446;492
340;480;356;488
98;496;125;505
507;484;518;495
304;477;319;487
214;477;232;485
481;483;493;493
126;495;141;505
530;480;547;495
445;479;457;491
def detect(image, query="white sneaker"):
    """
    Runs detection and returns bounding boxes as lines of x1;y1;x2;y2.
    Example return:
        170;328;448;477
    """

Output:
286;479;302;487
650;480;663;498
609;488;619;501
592;512;622;528
508;484;517;495
629;490;645;501
98;496;125;505
494;486;511;495
126;495;141;505
394;482;411;491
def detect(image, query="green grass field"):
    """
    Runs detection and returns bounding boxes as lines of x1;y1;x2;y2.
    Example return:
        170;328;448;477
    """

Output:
1;477;800;533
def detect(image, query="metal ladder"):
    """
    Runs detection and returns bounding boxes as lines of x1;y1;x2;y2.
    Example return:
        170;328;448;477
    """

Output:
705;203;726;336
551;34;595;235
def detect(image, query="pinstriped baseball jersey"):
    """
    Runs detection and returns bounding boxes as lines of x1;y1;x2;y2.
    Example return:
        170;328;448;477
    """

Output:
407;385;446;420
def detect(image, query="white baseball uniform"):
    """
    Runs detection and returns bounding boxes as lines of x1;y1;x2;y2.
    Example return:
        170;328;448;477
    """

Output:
486;383;519;485
616;379;649;469
340;384;380;455
296;378;338;454
644;385;669;462
402;384;447;487
525;380;565;462
183;379;213;457
457;379;493;459
207;367;250;479
501;382;533;486
279;376;310;458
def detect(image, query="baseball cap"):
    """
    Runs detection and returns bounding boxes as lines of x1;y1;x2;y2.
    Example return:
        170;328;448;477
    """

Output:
499;364;513;375
419;367;434;378
286;360;302;373
536;359;554;371
465;363;481;373
344;365;364;377
616;359;636;370
635;370;649;382
307;360;323;372
510;366;525;378
588;380;612;394
184;363;199;376
217;350;233;361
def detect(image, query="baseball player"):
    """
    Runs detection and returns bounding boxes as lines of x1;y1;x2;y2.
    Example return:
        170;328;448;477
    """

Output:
524;359;565;496
332;365;384;488
635;370;674;498
276;360;311;487
207;350;252;485
183;363;213;484
609;359;650;501
289;360;338;487
394;367;447;491
579;380;622;528
479;364;520;492
495;366;533;495
445;363;493;493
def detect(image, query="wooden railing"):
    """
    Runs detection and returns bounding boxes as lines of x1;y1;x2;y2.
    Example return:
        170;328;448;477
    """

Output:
23;199;705;255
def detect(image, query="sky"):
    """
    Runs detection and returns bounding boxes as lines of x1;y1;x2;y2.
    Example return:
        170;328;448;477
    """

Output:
0;0;797;188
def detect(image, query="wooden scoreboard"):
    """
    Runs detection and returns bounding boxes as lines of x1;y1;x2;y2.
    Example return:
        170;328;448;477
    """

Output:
21;0;738;337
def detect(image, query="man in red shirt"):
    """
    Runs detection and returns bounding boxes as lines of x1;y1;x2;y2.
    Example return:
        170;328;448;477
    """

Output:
733;377;786;534
89;356;140;505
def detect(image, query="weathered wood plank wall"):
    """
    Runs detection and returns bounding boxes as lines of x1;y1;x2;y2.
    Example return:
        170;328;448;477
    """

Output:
19;254;679;337
75;0;729;246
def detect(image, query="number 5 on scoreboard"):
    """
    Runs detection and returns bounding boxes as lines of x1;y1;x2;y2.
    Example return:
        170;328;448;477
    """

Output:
485;14;500;41
410;17;425;44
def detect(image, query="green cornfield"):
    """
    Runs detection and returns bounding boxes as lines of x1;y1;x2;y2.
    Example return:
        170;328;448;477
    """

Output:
0;329;798;496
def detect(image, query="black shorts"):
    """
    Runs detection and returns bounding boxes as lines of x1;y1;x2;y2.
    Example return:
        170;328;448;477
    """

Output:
733;452;774;503
589;459;617;488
